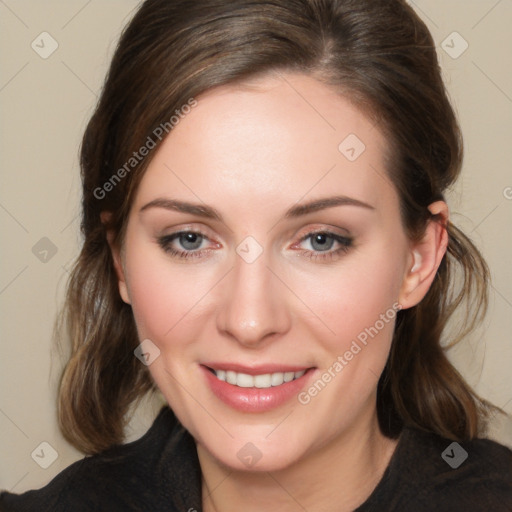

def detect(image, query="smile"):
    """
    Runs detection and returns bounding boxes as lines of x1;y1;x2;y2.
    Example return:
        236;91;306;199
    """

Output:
210;368;307;388
202;364;314;412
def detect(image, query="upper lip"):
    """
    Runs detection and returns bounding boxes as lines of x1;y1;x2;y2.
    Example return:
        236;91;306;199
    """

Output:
202;363;313;375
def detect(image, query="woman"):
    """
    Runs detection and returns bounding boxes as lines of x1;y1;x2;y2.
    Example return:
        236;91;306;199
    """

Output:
1;0;511;510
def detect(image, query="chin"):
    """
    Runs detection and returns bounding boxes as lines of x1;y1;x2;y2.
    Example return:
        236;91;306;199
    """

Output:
201;436;307;473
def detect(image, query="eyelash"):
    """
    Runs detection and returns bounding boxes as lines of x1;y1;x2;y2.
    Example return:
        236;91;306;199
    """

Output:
157;230;353;262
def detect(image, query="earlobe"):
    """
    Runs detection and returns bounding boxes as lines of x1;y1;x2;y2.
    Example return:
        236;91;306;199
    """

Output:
398;201;449;309
101;212;131;305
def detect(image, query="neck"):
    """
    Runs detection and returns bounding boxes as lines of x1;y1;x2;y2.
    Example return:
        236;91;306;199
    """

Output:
199;409;399;512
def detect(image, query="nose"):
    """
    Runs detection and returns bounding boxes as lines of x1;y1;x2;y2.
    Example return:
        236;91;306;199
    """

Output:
216;250;292;348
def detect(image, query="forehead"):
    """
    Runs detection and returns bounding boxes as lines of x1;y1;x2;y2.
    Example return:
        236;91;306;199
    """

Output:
133;73;397;218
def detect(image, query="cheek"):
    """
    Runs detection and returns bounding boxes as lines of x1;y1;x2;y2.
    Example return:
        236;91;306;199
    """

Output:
123;245;202;343
299;253;404;345
293;257;404;420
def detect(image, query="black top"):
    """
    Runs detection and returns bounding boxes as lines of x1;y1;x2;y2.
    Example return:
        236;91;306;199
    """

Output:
1;406;511;511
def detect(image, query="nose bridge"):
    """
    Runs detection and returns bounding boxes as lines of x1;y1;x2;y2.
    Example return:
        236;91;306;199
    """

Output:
216;248;291;346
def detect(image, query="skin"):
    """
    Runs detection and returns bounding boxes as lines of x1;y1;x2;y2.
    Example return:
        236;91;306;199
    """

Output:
108;73;448;511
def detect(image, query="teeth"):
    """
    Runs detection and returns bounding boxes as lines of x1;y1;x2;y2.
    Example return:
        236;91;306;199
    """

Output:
271;372;284;386
254;374;272;388
283;372;295;383
237;373;254;388
212;369;306;388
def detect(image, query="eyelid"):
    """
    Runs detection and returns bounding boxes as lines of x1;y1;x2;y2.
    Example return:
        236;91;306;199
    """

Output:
290;224;352;244
167;230;220;249
290;232;352;251
159;223;220;242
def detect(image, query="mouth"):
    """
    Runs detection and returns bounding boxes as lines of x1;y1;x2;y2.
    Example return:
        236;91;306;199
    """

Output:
206;367;307;388
201;363;315;412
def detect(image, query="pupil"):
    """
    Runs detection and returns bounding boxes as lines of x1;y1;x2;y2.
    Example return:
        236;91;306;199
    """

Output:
180;233;202;250
312;233;333;251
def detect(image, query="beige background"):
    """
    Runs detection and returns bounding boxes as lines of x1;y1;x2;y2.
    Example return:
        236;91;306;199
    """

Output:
1;0;511;494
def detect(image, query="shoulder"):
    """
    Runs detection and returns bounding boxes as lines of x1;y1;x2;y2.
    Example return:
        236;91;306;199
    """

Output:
410;427;512;503
0;406;189;512
360;426;512;512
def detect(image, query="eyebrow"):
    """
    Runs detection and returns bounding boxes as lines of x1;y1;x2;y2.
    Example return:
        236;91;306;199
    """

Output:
139;198;222;221
139;195;375;221
285;195;375;218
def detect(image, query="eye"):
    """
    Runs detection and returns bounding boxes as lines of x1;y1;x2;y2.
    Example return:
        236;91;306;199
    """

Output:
157;228;352;262
295;231;353;262
176;232;204;251
308;233;336;251
157;230;214;259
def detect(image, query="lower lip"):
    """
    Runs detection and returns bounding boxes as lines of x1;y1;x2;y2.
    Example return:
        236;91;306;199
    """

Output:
201;366;314;413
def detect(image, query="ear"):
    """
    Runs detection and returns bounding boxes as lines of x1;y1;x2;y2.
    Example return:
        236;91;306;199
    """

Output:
101;211;131;305
398;201;449;310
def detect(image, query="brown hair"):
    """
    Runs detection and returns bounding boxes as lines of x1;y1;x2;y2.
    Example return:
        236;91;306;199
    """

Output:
57;0;495;454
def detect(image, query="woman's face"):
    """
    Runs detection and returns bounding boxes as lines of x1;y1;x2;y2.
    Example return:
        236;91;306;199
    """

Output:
115;73;418;471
